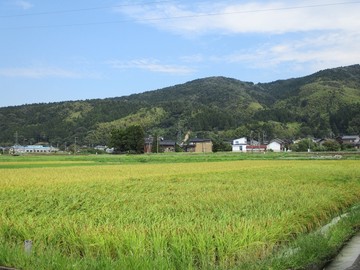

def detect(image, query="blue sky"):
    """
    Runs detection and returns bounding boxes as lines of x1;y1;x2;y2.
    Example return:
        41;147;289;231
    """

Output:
1;0;360;107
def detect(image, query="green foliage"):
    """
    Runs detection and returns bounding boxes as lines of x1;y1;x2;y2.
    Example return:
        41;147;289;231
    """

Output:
291;139;316;152
109;125;144;154
0;65;360;145
330;103;360;135
322;139;341;151
211;138;232;152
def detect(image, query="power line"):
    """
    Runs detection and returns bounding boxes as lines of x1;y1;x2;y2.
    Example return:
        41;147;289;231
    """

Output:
0;1;176;18
1;1;359;30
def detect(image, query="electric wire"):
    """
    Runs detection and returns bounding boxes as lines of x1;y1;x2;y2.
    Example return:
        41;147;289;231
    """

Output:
0;1;176;18
1;1;359;30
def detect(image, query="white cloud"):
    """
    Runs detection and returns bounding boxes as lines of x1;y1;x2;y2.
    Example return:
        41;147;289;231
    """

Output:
0;66;98;79
15;0;33;10
108;59;195;75
115;1;360;35
114;1;360;76
223;30;360;72
180;54;204;63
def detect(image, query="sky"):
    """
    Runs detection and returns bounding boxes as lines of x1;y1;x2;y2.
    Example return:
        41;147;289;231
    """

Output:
1;0;360;107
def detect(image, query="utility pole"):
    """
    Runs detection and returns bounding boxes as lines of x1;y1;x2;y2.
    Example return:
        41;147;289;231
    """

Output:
15;131;19;145
157;136;159;154
74;137;77;154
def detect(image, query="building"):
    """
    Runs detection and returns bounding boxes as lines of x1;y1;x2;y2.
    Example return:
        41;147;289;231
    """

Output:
144;138;177;153
10;145;59;155
186;138;213;153
341;135;359;144
267;139;285;152
232;137;247;152
159;140;176;152
340;135;360;150
94;145;107;151
144;137;153;153
246;145;267;152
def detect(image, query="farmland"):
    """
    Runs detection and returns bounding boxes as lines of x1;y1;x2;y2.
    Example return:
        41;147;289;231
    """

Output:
0;154;360;269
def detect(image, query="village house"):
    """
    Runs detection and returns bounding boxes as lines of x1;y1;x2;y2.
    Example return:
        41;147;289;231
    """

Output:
341;135;360;149
341;135;360;144
232;137;266;152
186;138;213;153
232;137;247;152
159;140;176;152
267;139;286;152
144;138;177;153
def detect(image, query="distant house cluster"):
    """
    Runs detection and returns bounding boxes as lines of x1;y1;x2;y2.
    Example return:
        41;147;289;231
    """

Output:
4;135;358;156
9;144;59;155
232;137;286;153
94;145;114;153
144;137;213;153
232;135;360;153
339;135;360;148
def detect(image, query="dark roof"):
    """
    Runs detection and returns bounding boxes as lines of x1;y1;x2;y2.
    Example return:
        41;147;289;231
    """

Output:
188;138;212;143
342;135;359;140
144;137;152;144
159;140;176;146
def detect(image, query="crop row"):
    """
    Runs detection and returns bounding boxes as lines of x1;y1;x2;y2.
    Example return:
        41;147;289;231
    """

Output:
1;160;359;269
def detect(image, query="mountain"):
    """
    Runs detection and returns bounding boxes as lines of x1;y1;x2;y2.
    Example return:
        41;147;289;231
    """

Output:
1;65;360;147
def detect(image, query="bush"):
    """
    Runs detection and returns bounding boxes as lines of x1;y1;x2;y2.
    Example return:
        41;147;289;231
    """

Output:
322;140;341;151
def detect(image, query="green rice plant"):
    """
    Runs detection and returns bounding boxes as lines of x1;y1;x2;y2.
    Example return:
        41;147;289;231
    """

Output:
0;159;359;269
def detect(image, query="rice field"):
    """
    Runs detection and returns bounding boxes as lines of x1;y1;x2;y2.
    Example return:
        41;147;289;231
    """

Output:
0;156;359;269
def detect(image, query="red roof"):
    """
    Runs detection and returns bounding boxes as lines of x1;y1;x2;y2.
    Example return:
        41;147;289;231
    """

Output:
247;145;267;149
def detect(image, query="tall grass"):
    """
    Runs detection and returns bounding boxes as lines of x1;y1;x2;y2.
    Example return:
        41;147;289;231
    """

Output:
0;159;359;269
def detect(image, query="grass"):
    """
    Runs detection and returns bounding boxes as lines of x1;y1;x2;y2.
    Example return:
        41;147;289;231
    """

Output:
0;150;359;165
0;155;359;269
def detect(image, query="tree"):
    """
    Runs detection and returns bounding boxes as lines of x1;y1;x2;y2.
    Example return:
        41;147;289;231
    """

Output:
291;138;316;152
126;125;145;154
109;125;144;154
109;128;127;153
212;139;232;152
322;140;340;151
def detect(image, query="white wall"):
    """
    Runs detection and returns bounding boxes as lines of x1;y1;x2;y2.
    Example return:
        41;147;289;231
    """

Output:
233;137;247;145
232;144;247;152
267;142;281;152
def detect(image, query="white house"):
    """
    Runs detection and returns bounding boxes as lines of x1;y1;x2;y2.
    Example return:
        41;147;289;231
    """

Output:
232;137;247;152
267;139;285;152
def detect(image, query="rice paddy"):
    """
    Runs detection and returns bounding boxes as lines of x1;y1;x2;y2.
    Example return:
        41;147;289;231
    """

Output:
0;155;359;269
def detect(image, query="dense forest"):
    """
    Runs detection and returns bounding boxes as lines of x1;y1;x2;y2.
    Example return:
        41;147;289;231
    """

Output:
1;64;360;148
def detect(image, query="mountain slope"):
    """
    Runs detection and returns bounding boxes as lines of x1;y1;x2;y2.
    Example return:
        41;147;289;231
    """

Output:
0;65;359;146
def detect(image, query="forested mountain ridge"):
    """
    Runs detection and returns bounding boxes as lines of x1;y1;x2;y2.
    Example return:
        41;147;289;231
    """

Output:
1;65;360;147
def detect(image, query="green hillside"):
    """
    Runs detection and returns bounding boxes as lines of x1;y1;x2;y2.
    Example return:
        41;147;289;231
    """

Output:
1;65;359;147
